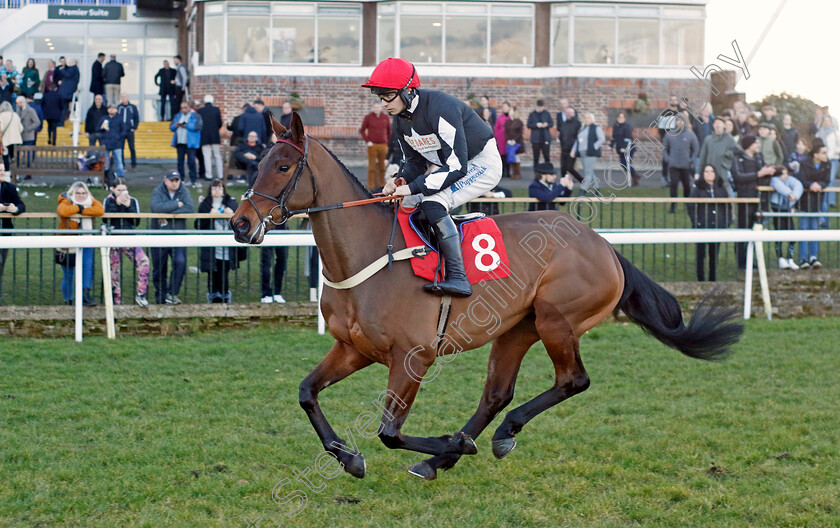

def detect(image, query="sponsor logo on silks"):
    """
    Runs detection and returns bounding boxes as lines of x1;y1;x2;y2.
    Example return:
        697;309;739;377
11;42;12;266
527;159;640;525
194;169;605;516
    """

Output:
450;165;487;193
404;132;441;153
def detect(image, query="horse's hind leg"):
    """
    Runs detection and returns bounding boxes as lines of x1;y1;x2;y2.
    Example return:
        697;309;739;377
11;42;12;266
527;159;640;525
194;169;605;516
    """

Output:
299;341;374;478
491;300;590;459
411;316;539;480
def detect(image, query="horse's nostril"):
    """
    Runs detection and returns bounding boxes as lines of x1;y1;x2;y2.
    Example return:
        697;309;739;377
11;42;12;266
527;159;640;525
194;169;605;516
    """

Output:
233;218;251;235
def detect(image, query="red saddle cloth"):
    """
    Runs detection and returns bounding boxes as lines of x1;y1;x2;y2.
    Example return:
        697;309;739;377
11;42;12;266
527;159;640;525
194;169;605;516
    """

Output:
397;208;510;284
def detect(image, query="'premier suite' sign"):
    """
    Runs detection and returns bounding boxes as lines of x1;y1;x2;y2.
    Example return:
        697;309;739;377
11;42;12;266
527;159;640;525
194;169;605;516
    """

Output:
48;6;126;20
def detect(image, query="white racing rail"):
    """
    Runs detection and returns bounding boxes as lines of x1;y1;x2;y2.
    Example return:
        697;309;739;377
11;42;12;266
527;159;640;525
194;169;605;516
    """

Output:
2;227;840;342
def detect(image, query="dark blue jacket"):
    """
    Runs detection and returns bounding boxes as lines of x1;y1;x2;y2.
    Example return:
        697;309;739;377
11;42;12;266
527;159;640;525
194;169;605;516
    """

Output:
42;90;63;121
103;192;141;229
117;103;139;130
527;109;553;144
57;65;79;99
0;181;26;229
528;179;571;211
90;60;104;95
238;106;266;142
610;121;634;153
198;103;222;145
98;114;126;150
103;60;124;85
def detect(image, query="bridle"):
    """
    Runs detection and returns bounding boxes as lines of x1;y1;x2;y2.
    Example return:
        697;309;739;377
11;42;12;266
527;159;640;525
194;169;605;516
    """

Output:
242;135;313;227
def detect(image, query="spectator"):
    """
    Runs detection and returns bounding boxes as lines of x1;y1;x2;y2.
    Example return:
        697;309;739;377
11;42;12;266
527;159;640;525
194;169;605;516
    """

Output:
42;84;62;145
279;101;293;129
260;222;289;304
149;169;195;304
117;93;139;170
558;106;583;183
42;60;58;93
768;166;803;270
20;58;39;99
724;117;737;141
102;55;125;107
761;105;780;130
57;58;79;120
686;165;730;282
3;60;21;88
528;162;572;211
173;55;189;109
657;95;681;186
170;101;202;186
788;138;809;176
477;95;496;127
478;107;493;127
504;106;524;180
27;93;44;144
198;94;224;181
814;115;839;212
238;102;266;143
234;131;265;185
610;111;638;186
698;116;737;196
691;103;714;151
226;103;249;148
555;97;571;127
780;114;798;160
99;104;126;180
796;143;830;269
103;178;149;306
84;94;107;146
731;135;775;269
527;99;553;167
56;181;104;306
154;60;177;121
0;101;23;171
90;53;105;102
0;74;13;106
15;96;39;150
252;99;274;143
0;163;26;303
662;114;699;212
571;112;605;193
196;180;245;303
359;102;391;189
757;123;784;166
494;101;511;179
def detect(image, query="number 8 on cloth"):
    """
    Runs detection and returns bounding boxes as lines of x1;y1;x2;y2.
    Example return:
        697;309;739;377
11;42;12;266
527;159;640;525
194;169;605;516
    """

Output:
460;218;510;283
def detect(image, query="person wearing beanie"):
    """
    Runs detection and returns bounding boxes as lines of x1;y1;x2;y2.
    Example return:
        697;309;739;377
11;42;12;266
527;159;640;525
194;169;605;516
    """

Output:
731;133;776;269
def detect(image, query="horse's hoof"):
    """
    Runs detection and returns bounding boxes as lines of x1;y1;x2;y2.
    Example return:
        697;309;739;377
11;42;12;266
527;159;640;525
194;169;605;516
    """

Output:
408;461;437;481
492;437;517;459
343;453;366;479
459;433;478;455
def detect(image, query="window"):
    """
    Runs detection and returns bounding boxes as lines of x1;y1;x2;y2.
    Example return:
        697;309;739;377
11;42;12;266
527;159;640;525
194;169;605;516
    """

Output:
618;19;659;65
379;2;533;65
551;6;569;65
203;2;362;65
574;17;615;64
663;20;703;66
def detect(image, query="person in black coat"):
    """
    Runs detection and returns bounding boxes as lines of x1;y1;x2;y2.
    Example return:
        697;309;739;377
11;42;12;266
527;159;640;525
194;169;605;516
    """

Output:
103;178;150;306
154;60;177;121
526;99;553;167
98;105;127;180
198;95;224;180
528;162;573;211
226;104;249;148
0;163;26;301
84;94;107;145
194;180;246;303
89;53;105;100
557;106;583;182
42;86;63;145
687;165;731;282
234;131;266;184
610;111;638;186
57;58;79;120
796;142;831;268
238;104;267;143
253;99;274;144
730;135;776;269
0;73;14;106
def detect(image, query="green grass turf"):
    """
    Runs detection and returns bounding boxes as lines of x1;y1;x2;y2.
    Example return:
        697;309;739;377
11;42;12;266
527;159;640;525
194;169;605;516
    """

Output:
1;318;838;527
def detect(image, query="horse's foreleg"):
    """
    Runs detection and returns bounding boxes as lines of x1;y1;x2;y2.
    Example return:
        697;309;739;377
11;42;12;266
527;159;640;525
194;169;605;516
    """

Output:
299;341;374;478
375;351;477;477
414;317;539;479
491;301;590;459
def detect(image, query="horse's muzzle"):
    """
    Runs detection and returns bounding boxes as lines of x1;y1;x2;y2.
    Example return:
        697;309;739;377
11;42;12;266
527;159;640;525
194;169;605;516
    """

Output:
231;217;265;244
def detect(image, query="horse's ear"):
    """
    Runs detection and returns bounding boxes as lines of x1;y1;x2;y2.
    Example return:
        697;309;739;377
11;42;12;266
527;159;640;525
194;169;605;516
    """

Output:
270;112;286;140
290;112;305;146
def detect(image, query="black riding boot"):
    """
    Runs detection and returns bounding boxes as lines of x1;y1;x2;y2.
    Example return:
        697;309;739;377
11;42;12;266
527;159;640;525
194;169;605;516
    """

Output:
423;216;472;297
82;288;98;307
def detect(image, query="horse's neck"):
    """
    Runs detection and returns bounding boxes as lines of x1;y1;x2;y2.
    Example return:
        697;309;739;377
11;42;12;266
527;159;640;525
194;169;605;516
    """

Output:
307;149;393;282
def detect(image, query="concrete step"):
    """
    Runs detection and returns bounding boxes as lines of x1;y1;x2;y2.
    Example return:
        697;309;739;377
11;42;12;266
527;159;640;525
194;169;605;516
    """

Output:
37;121;176;159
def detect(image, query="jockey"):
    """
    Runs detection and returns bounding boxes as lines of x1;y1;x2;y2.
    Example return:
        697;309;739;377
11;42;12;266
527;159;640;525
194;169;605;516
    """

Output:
362;58;502;297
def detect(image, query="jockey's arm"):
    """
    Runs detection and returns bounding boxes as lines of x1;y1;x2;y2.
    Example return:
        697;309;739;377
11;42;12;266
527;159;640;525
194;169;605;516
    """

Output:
406;107;470;196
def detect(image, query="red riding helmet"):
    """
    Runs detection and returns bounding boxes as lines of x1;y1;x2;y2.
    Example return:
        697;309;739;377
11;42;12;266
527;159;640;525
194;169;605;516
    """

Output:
362;58;421;93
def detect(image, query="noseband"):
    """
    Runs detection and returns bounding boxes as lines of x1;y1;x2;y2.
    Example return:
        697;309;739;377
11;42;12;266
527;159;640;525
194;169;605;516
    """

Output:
243;135;313;227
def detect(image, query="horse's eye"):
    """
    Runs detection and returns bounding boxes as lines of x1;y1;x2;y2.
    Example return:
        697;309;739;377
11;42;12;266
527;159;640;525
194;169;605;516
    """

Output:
278;165;290;173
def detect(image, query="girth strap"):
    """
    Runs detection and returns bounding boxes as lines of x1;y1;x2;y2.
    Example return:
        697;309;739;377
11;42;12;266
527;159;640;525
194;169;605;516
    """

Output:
322;245;429;290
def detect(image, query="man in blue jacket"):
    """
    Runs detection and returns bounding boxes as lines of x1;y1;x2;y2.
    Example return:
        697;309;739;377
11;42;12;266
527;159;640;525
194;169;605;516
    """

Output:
237;103;266;143
149;169;195;304
170;101;202;186
98;104;126;179
117;93;139;169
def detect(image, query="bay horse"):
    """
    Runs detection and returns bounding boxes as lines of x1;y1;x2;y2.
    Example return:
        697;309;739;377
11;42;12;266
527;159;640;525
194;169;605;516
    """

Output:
230;114;743;481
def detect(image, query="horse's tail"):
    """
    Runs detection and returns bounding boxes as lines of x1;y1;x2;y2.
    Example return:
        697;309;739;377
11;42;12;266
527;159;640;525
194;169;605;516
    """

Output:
612;250;743;361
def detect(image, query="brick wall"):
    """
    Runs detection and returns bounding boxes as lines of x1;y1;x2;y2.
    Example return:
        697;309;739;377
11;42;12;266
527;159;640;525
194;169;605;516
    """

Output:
191;74;709;160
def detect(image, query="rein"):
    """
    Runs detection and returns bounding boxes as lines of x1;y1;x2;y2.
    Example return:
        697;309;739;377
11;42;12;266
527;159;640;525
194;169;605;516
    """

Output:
243;135;402;226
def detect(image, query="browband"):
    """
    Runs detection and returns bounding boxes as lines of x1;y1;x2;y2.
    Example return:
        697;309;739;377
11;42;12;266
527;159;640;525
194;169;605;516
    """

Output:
276;138;304;155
